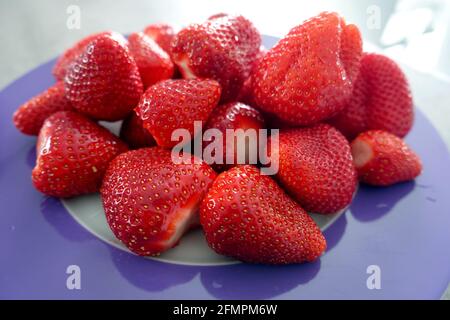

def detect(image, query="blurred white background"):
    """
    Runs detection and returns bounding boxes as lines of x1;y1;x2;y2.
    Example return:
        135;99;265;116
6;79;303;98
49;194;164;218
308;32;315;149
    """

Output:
0;0;449;298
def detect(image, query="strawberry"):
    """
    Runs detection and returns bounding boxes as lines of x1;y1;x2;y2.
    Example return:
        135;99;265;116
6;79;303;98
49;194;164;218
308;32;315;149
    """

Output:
268;124;357;214
204;102;265;171
52;31;112;81
135;79;221;148
13;82;73;135
101;147;216;256
237;46;266;107
64;32;143;121
329;53;413;140
32;111;128;198
172;14;261;102
143;23;176;55
200;165;326;264
252;12;362;126
351;130;422;186
120;112;156;149
128;32;174;89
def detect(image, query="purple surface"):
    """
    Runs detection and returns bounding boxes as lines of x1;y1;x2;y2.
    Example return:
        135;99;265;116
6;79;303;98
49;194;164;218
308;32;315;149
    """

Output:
1;36;450;299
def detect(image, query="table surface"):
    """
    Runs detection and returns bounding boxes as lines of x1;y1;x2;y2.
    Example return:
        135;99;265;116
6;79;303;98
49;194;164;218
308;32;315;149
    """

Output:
0;0;449;299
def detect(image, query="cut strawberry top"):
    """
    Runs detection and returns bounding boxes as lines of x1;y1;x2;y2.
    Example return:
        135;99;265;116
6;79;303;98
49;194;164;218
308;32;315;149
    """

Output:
64;32;143;121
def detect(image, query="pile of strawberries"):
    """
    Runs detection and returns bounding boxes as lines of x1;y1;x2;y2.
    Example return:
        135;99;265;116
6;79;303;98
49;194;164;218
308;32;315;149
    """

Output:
13;12;422;264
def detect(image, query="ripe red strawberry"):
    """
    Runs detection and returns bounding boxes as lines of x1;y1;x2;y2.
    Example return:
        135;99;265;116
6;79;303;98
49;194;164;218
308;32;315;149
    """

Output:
268;124;357;214
64;32;143;121
200;165;326;264
101;147;216;256
13;82;73;135
252;12;362;126
52;31;112;81
128;32;174;89
143;23;176;55
120;112;156;149
135;79;221;148
172;14;261;102
351;130;422;186
204;102;265;171
329;53;413;140
237;46;266;107
32;111;128;198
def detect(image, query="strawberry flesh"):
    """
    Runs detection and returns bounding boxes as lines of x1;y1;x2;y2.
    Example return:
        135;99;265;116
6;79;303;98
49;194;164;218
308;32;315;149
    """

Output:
204;102;265;171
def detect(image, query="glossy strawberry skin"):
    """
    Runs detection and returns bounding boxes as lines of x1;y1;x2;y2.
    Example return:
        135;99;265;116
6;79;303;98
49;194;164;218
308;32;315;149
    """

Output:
351;130;422;186
172;14;261;102
237;46;266;107
269;124;357;214
120;112;156;149
64;32;143;121
13;82;73;135
252;12;362;126
143;23;176;55
128;32;174;89
52;31;112;81
101;147;217;256
135;79;221;148
200;165;326;264
204;102;265;171
327;69;368;139
32;111;128;198
329;53;413;140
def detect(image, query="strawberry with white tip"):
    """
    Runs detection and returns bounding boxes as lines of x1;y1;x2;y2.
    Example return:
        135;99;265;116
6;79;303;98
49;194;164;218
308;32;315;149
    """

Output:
200;165;326;264
351;130;422;186
101;147;216;256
